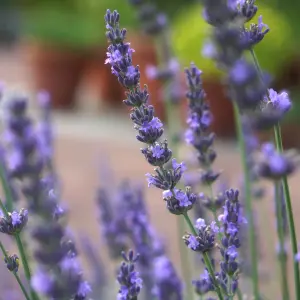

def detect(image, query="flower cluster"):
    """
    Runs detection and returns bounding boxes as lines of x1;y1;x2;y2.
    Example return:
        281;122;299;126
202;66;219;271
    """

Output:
153;255;183;300
183;218;217;253
218;189;245;295
128;0;167;35
4;254;19;273
97;180;182;300
96;187;128;259
117;250;143;300
192;269;215;296
105;9;196;216
184;63;220;186
0;209;28;235
1;93;90;300
257;143;297;180
202;0;268;112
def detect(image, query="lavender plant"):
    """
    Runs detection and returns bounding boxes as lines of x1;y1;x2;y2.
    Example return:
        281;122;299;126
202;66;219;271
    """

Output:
0;0;299;299
0;92;91;300
96;179;183;300
104;2;300;299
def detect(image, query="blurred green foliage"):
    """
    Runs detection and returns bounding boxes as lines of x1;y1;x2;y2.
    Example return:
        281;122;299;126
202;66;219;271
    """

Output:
21;0;137;48
172;2;296;77
20;0;196;49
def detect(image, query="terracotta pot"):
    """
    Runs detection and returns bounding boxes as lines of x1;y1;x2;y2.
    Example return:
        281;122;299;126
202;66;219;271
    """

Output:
203;79;235;137
25;41;88;109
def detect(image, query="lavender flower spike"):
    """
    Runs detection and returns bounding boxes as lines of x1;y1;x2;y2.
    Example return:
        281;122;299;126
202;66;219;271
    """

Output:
218;189;244;296
104;9;196;216
0;209;28;235
184;63;220;186
117;250;143;300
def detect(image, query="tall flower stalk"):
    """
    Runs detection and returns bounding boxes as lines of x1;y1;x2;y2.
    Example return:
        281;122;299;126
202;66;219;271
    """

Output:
248;46;300;299
0;241;31;300
198;1;269;296
104;10;224;299
126;2;190;296
1;93;91;300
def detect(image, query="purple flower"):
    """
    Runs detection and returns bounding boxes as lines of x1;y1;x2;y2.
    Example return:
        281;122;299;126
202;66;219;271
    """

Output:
229;59;256;86
172;159;186;172
177;191;192;207
117;250;142;300
227;222;238;236
195;218;206;230
184;223;215;253
187;235;200;250
75;281;92;299
184;129;194;144
10;211;21;226
184;63;219;187
227;245;238;260
258;142;296;180
163;188;193;208
105;49;123;65
210;221;220;234
268;89;291;113
153;255;183;300
105;9;194;216
0;209;28;235
31;269;54;295
151;144;165;158
142;117;163;131
239;0;257;22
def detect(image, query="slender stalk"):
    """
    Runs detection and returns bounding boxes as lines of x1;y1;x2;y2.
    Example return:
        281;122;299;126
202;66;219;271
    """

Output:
14;234;31;280
237;288;243;300
14;233;39;300
227;276;233;300
233;103;260;299
15;273;31;300
0;177;38;299
0;161;14;212
274;181;290;300
0;241;31;300
0;197;9;218
274;124;300;299
154;34;194;300
183;212;224;300
249;48;300;299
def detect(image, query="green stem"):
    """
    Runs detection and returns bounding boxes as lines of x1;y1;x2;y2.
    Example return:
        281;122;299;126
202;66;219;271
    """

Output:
250;46;300;299
233;103;260;299
0;162;14;212
237;288;243;300
249;49;264;81
274;124;300;299
227;276;233;300
15;234;38;300
0;198;38;299
274;181;290;300
15;273;31;300
0;197;9;218
0;241;31;300
183;212;224;300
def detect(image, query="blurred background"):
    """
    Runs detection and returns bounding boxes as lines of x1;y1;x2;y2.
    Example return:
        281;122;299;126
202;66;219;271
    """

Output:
0;0;300;299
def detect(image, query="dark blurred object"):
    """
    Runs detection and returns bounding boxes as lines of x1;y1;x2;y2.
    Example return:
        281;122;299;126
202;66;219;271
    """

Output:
0;1;20;47
154;0;197;20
